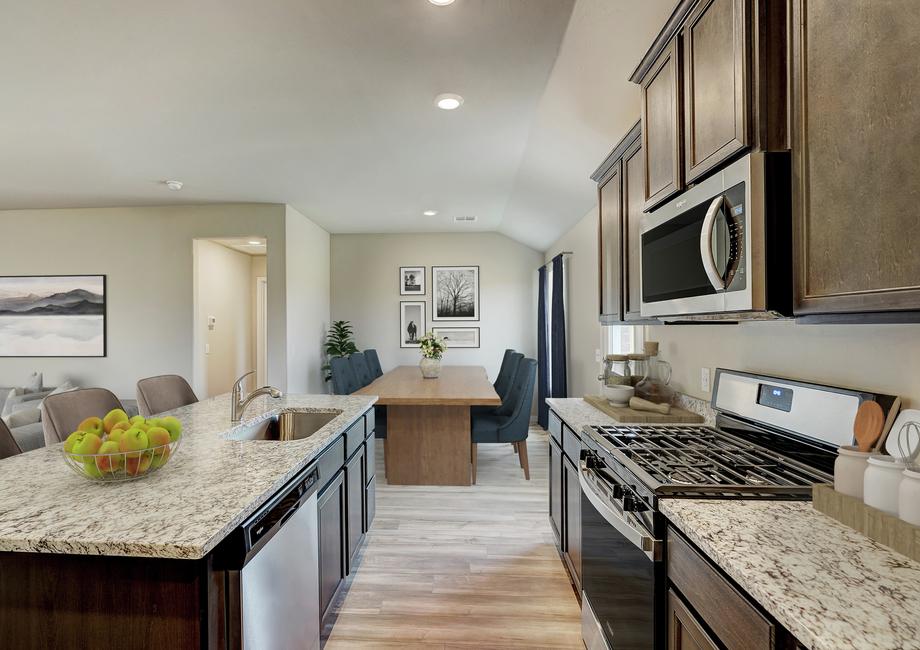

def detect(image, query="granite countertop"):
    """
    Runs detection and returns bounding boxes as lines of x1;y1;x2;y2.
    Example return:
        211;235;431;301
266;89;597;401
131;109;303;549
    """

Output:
0;393;376;560
545;397;619;430
661;499;920;650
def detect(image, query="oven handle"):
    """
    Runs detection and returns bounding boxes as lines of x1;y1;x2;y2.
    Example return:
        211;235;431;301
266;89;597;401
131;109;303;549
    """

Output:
699;194;727;291
580;462;662;562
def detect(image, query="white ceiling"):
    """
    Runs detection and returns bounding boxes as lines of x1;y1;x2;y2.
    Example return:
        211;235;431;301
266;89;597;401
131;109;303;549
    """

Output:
0;0;672;251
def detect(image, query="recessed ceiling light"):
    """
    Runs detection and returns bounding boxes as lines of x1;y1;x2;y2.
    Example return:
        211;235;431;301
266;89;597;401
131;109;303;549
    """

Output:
247;240;262;245
423;210;438;216
428;0;455;5
164;180;183;191
435;93;464;110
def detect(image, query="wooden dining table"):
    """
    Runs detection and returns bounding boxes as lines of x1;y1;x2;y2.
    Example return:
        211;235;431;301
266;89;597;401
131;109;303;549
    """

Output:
354;365;501;486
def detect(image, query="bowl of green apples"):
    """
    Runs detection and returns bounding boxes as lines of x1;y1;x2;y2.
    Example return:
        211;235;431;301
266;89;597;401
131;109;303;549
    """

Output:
61;409;183;482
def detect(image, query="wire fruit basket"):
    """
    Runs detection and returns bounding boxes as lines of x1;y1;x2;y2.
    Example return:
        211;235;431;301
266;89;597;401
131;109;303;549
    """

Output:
62;438;182;482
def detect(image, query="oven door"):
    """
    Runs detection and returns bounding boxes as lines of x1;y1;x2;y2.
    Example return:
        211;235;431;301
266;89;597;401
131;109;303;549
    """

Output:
580;460;663;650
640;154;754;319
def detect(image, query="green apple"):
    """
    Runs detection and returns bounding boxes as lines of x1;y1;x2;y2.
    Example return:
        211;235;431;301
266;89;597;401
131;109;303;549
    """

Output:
146;417;161;429
119;428;149;459
103;408;129;434
64;431;86;454
160;416;182;442
126;452;153;476
82;460;104;478
95;440;123;473
146;427;171;457
72;432;103;462
150;448;171;468
129;415;146;426
107;428;126;444
77;416;104;437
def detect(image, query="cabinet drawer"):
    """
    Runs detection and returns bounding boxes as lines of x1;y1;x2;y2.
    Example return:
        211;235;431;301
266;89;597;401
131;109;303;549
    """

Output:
315;437;345;492
668;529;774;650
548;411;563;445
562;423;581;463
345;417;365;461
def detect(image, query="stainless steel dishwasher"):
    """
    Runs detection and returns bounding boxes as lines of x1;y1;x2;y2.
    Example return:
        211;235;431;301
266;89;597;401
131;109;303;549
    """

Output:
217;465;321;650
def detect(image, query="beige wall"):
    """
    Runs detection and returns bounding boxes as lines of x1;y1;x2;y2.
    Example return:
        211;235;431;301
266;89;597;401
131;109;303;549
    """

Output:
648;322;920;407
193;240;254;397
545;207;606;398
0;204;330;399
331;233;542;381
285;206;331;394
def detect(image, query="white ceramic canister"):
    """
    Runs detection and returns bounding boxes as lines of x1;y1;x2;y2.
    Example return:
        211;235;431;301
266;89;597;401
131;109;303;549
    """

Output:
864;456;907;515
834;446;878;499
898;467;920;525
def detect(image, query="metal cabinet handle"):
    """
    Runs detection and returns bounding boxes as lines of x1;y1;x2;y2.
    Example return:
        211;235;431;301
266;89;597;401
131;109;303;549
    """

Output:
699;195;726;291
579;462;662;562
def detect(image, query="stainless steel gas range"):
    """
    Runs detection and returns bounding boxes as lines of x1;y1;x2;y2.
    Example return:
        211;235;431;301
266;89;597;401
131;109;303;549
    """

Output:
579;368;899;650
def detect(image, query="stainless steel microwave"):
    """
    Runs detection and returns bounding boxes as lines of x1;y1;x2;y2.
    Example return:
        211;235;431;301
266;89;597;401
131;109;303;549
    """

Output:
639;152;792;321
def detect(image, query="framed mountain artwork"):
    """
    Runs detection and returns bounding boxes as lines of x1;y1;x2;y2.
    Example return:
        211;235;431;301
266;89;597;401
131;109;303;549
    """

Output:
0;275;107;357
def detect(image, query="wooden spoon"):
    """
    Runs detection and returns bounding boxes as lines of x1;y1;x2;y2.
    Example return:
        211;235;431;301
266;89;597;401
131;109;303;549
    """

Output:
854;400;885;452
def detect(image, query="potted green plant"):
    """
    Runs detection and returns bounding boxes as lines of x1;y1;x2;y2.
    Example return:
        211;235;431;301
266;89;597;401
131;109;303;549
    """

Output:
418;331;446;379
323;320;359;382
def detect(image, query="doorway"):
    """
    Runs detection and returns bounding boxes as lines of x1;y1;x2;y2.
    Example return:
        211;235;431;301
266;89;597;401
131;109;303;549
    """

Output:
192;237;268;398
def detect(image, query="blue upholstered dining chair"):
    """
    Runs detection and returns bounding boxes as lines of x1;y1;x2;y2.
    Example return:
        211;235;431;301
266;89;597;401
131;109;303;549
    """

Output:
473;350;522;417
349;353;374;388
364;349;384;379
330;357;361;395
470;357;537;484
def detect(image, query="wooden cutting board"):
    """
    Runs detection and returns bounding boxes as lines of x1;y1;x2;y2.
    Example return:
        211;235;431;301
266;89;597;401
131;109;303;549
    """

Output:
584;395;705;424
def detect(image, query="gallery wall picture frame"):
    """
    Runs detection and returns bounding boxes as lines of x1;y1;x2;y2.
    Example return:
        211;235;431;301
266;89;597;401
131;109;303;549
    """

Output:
432;265;479;321
432;326;480;349
0;274;107;357
399;266;426;295
399;300;426;348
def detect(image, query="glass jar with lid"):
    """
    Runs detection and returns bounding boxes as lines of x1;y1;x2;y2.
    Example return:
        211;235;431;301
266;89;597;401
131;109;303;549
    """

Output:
600;354;631;387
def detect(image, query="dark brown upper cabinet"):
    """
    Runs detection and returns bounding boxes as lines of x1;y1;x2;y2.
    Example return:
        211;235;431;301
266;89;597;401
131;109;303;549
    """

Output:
792;0;920;316
621;136;646;321
640;38;683;210
683;0;751;183
598;160;623;323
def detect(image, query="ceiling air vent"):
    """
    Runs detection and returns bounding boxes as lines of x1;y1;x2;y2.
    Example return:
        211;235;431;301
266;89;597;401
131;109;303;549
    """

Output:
453;215;477;223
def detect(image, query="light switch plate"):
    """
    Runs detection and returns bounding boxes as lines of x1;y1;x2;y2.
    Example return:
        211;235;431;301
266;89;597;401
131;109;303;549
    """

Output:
701;367;711;393
594;348;602;363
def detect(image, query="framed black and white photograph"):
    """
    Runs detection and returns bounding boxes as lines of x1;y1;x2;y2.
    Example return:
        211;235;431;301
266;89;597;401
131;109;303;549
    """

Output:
399;266;425;295
432;265;479;321
399;301;426;348
0;275;107;357
432;326;479;349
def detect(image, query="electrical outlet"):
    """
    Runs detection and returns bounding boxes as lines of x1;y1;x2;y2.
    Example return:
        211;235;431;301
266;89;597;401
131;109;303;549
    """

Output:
701;367;711;393
594;348;602;363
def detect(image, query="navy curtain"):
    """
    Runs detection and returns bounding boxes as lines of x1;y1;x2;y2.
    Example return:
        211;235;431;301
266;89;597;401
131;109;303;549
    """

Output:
550;255;568;400
537;265;549;428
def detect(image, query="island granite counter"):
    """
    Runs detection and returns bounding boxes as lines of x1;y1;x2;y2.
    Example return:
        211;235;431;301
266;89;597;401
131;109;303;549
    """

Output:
661;499;920;650
0;392;376;559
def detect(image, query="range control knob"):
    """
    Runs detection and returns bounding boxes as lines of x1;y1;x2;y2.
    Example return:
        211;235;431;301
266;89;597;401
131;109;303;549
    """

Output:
622;493;647;513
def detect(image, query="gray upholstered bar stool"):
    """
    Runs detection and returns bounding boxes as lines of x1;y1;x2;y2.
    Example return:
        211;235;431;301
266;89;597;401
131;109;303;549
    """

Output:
41;388;124;446
0;419;22;459
136;375;199;417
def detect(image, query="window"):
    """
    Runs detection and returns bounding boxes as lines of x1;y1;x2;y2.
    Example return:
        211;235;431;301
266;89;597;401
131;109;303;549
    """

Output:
605;324;644;356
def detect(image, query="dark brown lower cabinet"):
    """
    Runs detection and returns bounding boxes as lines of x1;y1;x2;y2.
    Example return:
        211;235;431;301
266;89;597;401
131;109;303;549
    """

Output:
668;590;719;650
345;445;366;572
549;437;564;545
318;471;346;619
562;456;582;591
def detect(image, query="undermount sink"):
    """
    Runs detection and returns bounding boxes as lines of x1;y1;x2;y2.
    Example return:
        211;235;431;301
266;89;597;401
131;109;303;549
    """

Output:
226;409;341;442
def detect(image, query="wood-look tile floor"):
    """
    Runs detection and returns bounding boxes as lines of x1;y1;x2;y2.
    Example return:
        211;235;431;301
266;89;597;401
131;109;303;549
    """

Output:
323;426;582;649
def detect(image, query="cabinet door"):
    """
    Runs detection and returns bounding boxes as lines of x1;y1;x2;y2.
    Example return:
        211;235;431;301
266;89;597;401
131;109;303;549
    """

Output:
365;473;376;532
792;0;920;315
598;161;623;323
562;456;582;591
683;0;750;183
622;136;646;320
317;472;346;619
548;437;564;548
668;590;719;650
641;37;683;210
345;446;365;573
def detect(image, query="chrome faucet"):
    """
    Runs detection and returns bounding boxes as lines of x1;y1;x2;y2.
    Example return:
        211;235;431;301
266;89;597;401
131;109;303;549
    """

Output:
231;371;283;423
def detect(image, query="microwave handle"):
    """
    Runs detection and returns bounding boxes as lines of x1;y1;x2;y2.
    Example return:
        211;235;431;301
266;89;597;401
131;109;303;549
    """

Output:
699;195;727;291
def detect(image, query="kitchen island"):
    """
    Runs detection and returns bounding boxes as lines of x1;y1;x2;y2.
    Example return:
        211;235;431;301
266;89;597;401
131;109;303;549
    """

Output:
0;392;377;649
